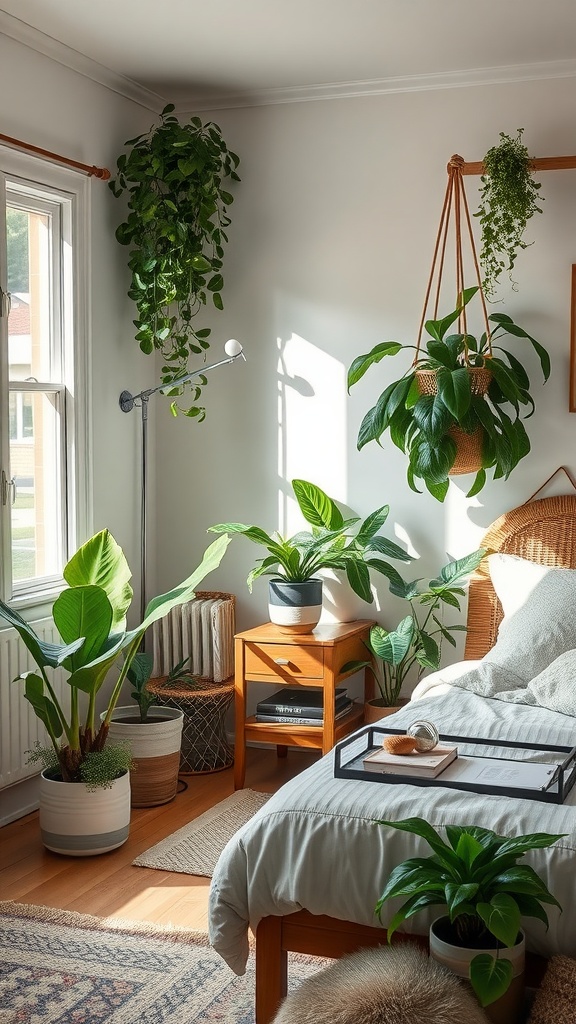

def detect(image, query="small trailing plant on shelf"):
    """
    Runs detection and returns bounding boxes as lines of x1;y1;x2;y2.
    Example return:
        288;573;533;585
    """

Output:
476;129;543;300
376;817;564;1008
348;286;550;501
209;478;411;602
109;104;240;419
0;531;229;787
341;548;486;708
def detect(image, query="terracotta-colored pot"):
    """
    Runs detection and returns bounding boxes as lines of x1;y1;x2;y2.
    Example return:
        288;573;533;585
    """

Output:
363;698;409;724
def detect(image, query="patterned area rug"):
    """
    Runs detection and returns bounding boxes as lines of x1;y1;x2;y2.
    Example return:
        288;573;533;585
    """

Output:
0;901;326;1023
133;789;270;876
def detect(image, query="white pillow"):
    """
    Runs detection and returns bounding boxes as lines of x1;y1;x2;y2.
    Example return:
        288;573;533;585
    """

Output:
484;553;576;680
526;648;576;716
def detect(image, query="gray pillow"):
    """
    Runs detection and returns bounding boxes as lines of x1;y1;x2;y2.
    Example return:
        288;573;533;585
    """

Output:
483;554;576;680
526;648;576;716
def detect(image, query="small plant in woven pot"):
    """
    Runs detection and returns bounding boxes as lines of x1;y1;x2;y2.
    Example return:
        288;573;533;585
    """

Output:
475;129;543;301
348;286;550;501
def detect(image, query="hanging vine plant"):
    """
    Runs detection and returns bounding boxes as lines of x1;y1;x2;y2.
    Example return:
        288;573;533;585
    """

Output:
475;129;543;301
109;104;240;418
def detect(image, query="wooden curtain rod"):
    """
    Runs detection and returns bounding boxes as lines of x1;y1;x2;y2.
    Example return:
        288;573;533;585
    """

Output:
458;154;576;176
0;132;110;180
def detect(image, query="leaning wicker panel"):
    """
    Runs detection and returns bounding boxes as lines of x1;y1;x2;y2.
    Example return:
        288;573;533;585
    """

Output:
464;495;576;660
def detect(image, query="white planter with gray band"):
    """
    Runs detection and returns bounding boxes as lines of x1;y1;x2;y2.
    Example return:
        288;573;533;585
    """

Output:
39;769;130;856
268;579;323;634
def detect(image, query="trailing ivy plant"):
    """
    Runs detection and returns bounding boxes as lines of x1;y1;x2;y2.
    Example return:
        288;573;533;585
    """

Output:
109;104;240;419
475;129;543;301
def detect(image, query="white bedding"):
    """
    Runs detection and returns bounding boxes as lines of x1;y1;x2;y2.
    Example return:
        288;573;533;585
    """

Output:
208;680;576;974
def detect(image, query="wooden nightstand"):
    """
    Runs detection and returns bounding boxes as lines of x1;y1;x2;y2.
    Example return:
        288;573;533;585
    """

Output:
233;620;374;789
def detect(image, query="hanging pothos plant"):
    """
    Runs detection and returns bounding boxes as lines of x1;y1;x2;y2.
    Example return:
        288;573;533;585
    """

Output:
109;104;240;418
475;129;543;301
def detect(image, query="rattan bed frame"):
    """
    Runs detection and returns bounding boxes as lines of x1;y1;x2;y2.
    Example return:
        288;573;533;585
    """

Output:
254;494;576;1023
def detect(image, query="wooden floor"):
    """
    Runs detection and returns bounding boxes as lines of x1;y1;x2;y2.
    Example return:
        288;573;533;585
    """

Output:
0;746;320;931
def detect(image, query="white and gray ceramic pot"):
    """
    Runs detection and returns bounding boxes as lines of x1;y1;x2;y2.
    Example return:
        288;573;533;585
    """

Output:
268;579;323;634
39;769;131;857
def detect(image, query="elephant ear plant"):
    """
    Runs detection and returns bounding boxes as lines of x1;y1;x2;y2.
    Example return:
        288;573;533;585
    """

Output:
0;531;229;788
209;478;411;603
376;817;564;1008
109;104;240;419
348;286;550;501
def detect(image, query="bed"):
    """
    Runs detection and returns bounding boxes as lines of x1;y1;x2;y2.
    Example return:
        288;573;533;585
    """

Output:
208;494;576;1023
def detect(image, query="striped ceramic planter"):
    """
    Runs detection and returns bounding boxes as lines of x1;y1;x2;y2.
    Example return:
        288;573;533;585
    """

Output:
268;579;323;634
39;769;130;856
106;706;184;808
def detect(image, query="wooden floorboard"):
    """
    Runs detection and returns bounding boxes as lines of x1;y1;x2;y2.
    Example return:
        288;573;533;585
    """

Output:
0;746;319;928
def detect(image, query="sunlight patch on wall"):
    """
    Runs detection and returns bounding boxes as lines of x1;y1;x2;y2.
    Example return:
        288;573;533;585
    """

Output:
445;480;486;557
277;333;346;534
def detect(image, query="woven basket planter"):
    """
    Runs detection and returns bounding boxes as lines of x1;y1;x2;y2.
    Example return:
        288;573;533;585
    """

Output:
415;367;492;476
105;706;184;808
147;676;235;774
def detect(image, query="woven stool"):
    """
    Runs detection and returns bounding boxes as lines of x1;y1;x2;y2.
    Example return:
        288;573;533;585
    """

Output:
147;676;234;774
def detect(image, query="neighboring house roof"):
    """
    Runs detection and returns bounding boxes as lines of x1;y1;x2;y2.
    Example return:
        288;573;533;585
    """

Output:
9;303;30;335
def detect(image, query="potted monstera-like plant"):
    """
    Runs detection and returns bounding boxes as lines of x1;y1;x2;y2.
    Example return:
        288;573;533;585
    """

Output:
348;286;550;501
376;817;564;1022
209;479;411;633
0;531;229;855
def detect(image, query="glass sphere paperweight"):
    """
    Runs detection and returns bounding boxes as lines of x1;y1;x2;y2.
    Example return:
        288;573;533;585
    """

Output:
407;720;439;752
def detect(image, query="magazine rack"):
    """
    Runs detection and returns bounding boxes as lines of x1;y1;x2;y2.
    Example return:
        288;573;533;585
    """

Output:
334;725;576;804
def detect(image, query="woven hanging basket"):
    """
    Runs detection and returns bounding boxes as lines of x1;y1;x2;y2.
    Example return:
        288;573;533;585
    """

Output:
415;367;492;476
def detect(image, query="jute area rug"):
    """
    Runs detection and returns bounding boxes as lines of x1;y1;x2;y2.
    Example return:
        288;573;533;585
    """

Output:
133;789;270;876
0;901;325;1024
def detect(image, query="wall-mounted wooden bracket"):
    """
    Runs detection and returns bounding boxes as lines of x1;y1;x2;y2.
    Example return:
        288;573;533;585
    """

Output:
458;155;576;176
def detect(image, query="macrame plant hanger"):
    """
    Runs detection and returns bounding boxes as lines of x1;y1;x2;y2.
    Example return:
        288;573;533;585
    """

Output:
413;154;493;475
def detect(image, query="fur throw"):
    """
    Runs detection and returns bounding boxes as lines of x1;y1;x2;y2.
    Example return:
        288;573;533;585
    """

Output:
272;943;488;1024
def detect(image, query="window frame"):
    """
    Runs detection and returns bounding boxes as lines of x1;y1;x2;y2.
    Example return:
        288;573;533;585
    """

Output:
0;147;91;612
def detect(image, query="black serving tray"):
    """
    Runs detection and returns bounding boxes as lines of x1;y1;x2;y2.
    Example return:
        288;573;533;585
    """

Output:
333;725;576;804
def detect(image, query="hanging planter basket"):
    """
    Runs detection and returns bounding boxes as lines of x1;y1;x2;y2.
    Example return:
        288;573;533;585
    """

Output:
415;365;492;476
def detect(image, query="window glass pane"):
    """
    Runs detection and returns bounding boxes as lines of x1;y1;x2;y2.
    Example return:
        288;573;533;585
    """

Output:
9;393;17;440
7;205;52;384
10;391;62;583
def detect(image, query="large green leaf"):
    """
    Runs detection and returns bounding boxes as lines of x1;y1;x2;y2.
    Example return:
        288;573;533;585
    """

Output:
141;535;230;630
412;394;453;442
377;817;460;871
477;893;521;947
345;559;372;603
347;341;403;389
436;367;472;420
208;523;275;546
292;479;343;530
369;618;413;665
64;530;133;631
22;672;63;738
429;548;486;588
356;505;390;544
364;536;411;562
52;586;113;672
445;882;480;917
0;598;85;670
470;954;514;1008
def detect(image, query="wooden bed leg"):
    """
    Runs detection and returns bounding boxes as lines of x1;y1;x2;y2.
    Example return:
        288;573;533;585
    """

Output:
276;745;288;758
256;916;288;1024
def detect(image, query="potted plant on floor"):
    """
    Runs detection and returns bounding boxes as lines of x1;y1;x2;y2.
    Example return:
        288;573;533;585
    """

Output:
348;286;550;501
376;817;564;1023
476;129;543;300
341;547;486;721
0;530;230;855
208;479;411;633
109;103;240;419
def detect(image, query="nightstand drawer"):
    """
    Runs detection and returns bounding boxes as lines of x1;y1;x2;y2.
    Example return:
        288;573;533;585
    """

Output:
245;643;324;679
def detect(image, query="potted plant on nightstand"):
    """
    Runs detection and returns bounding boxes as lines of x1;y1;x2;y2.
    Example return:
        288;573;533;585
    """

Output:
376;817;564;1023
0;531;230;855
208;479;411;634
341;547;486;721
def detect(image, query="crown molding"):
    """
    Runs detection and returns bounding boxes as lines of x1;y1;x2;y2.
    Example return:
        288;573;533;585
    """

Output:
0;10;164;113
178;58;576;113
3;9;576;115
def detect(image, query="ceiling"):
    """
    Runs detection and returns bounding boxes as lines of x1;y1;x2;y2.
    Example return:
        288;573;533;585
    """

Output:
2;0;576;110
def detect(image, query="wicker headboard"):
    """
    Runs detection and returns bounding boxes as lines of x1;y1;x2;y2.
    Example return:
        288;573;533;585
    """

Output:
464;494;576;661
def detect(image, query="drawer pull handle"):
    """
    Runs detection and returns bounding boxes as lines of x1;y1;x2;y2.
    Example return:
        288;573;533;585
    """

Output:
274;658;290;665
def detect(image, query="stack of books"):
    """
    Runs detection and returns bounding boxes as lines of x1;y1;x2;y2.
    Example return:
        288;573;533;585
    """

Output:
362;743;458;778
255;686;353;725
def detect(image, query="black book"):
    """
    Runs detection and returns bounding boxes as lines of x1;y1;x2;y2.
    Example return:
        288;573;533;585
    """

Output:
256;700;354;726
256;686;348;719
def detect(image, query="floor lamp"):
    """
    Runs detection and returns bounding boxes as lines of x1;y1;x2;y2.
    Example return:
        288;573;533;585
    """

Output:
119;339;246;621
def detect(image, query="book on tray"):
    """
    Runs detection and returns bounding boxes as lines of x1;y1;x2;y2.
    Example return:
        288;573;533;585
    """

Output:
256;686;348;719
256;700;354;726
362;743;458;778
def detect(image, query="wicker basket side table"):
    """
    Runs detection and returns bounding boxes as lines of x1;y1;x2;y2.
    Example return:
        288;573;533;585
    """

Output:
147;676;234;774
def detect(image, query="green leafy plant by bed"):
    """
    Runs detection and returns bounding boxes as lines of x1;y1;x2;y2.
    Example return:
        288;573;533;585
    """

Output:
476;129;543;301
376;817;564;1007
348;286;550;501
341;547;486;707
109;104;240;419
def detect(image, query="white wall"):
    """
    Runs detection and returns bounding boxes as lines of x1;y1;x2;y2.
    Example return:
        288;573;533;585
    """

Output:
155;78;576;648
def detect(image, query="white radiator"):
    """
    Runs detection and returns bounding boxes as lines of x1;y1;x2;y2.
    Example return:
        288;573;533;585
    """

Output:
152;591;235;682
0;619;65;790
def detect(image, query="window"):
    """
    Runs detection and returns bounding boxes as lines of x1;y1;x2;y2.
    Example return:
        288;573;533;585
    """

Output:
0;151;89;606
